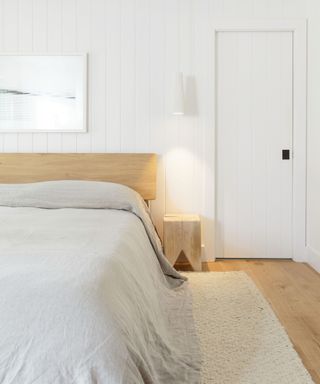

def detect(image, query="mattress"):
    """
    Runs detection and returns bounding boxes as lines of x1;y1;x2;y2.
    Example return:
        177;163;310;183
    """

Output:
0;181;200;384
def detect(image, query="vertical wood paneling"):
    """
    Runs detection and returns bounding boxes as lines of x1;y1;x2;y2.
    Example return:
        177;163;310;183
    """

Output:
120;0;136;152
283;0;305;17
33;0;47;51
163;0;180;213
0;0;308;260
188;0;202;215
177;0;196;213
149;0;166;236
0;0;4;151
267;0;284;17
2;0;19;52
210;0;224;17
252;0;267;17
61;0;77;152
105;0;121;152
90;0;106;152
32;0;48;152
135;0;150;152
2;0;19;152
222;0;253;17
75;0;91;152
17;0;33;152
18;0;33;52
201;0;216;259
46;0;62;152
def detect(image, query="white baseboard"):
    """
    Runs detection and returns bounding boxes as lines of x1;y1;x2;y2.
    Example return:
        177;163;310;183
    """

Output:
307;246;320;273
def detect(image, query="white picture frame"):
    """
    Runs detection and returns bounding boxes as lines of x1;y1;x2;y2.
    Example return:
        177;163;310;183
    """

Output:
0;53;87;133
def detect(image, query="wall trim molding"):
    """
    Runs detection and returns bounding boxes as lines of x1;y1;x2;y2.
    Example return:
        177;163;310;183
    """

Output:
307;246;320;273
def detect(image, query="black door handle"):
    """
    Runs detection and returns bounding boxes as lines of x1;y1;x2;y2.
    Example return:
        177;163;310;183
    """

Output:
282;149;290;160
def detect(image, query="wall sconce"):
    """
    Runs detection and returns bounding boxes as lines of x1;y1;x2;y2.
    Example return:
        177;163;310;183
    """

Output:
172;72;184;115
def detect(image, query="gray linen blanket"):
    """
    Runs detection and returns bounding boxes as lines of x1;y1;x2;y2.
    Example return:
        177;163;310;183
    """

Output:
0;181;200;383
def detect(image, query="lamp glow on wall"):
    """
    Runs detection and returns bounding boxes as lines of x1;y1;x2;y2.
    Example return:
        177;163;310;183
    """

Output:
172;72;184;115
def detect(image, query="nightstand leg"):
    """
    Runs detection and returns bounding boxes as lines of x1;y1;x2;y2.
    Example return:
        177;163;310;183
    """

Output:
182;219;202;271
184;250;202;272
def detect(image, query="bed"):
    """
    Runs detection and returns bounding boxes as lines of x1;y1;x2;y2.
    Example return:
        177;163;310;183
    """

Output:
0;154;200;384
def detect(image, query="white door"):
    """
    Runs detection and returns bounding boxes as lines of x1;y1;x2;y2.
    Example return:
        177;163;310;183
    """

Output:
216;31;293;259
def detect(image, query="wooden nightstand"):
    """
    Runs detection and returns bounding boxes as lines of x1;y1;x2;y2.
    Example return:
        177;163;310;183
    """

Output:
163;214;202;272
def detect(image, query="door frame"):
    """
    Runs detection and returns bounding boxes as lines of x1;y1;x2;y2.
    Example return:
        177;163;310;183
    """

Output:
213;19;307;262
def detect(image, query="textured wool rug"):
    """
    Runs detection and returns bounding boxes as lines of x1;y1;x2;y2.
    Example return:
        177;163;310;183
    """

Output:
184;272;314;384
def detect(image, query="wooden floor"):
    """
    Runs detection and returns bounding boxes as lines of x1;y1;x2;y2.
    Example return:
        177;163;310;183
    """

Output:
177;260;320;384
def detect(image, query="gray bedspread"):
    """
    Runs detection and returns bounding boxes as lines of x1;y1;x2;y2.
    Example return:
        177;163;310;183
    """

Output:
0;181;200;384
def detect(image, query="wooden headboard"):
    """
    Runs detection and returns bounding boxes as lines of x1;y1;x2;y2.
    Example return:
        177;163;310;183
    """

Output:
0;153;157;200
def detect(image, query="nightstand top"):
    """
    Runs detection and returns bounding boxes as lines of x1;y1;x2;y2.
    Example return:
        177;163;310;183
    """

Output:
164;214;200;222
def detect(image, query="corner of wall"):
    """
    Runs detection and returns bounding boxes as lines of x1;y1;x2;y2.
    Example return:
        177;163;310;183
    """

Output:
307;246;320;273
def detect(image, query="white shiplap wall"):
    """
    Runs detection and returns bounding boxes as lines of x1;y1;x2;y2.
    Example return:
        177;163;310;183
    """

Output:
0;0;307;260
307;0;320;271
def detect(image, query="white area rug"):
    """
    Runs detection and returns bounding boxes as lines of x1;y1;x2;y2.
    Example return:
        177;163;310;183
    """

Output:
184;272;314;384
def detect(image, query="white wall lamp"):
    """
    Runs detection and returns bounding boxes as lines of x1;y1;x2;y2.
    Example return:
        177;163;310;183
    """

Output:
172;72;184;115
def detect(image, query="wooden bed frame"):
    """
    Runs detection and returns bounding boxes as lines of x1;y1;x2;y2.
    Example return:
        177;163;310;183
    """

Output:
0;153;157;200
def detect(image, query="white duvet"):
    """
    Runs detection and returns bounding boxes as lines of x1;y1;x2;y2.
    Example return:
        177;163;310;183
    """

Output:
0;181;200;384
